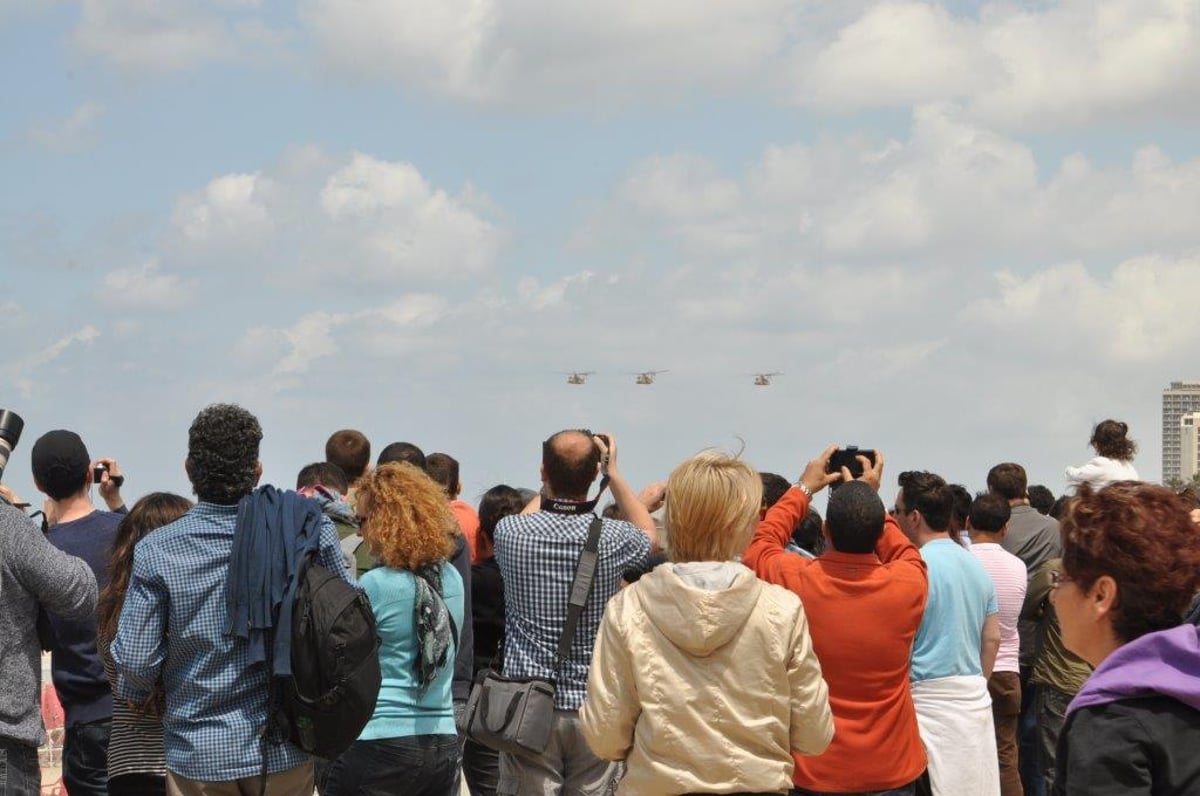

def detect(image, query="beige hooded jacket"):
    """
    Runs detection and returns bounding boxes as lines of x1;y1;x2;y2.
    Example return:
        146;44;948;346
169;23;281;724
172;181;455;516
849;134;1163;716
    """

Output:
580;561;833;795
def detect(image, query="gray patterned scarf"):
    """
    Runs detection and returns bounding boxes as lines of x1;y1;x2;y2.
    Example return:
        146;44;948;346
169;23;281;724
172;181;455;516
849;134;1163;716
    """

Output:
413;562;456;691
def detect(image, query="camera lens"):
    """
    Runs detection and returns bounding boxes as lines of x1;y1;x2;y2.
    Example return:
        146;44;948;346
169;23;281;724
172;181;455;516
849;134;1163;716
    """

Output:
0;409;24;483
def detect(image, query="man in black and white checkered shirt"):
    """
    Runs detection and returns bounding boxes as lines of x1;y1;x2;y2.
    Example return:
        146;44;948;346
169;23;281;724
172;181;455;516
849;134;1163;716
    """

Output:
494;430;661;795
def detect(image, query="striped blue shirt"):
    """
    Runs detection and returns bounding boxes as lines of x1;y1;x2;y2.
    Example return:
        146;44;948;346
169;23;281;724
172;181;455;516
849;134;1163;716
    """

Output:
112;501;350;781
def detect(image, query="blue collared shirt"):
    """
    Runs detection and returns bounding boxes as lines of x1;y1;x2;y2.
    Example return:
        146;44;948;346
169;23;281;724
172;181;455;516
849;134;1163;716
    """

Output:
112;501;350;780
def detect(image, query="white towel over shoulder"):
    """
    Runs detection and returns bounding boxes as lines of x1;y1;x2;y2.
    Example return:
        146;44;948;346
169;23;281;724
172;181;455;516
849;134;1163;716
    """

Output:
911;675;1000;796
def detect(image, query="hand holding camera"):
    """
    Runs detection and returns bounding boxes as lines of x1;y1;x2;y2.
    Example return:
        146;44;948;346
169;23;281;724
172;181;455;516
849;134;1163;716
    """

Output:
593;433;616;476
91;457;126;511
825;446;884;492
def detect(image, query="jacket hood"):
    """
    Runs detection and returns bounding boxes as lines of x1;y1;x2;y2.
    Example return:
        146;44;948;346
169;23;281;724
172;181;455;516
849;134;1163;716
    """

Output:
1069;624;1200;716
633;562;764;657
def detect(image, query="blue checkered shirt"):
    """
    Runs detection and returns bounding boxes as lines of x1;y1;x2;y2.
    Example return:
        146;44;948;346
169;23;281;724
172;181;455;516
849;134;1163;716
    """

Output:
494;511;650;711
112;501;350;781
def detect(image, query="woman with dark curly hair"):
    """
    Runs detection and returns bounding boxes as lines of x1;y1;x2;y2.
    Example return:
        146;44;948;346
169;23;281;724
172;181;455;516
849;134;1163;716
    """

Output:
1064;419;1138;490
96;492;193;796
1050;482;1200;795
323;462;464;796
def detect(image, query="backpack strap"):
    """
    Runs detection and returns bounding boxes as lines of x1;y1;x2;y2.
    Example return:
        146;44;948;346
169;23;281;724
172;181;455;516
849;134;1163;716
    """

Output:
553;515;604;670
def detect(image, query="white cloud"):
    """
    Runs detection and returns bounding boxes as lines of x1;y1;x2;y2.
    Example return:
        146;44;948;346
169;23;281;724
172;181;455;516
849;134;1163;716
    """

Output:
72;0;287;71
174;172;273;242
6;325;101;397
299;0;837;107
26;102;105;152
795;2;988;111
517;271;594;310
581;105;1200;264
240;293;451;382
99;261;189;310
167;149;503;287
963;256;1200;364
791;0;1200;129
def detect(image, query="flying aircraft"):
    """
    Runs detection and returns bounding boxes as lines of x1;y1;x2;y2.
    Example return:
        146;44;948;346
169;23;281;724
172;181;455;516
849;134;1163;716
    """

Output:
754;372;782;386
564;371;594;385
633;370;668;385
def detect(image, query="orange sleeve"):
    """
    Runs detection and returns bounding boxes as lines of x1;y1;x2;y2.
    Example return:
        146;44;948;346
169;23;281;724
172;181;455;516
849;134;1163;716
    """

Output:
875;516;923;567
744;487;811;587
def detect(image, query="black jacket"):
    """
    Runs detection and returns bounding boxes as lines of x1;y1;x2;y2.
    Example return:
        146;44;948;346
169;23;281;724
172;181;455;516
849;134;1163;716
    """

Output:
1053;696;1200;795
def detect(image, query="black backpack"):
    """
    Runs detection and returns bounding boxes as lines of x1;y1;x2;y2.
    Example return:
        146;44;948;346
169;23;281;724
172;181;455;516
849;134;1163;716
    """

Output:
271;553;382;760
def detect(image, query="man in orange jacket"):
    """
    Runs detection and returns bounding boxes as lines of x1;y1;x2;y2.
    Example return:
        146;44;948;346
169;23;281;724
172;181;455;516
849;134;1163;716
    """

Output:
744;446;929;795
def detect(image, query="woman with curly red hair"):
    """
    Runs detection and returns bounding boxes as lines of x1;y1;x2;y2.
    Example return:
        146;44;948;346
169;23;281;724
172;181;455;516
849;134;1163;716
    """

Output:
323;462;464;796
1050;482;1200;795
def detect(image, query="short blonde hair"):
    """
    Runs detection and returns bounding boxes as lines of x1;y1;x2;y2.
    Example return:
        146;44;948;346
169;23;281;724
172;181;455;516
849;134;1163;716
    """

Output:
665;451;763;563
357;462;455;570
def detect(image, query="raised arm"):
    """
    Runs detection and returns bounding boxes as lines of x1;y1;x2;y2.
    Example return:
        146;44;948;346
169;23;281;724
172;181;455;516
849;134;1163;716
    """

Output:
745;444;842;583
597;434;659;550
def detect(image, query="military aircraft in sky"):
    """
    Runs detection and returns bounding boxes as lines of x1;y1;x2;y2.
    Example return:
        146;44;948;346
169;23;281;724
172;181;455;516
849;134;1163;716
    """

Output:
754;372;782;386
633;370;667;385
564;371;594;385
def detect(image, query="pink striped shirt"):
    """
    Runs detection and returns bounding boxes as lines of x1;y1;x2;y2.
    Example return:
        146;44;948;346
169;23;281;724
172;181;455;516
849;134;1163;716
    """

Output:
970;542;1028;674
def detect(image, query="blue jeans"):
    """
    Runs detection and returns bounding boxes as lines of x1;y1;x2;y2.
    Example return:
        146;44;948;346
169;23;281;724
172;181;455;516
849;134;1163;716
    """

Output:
0;737;40;796
324;735;459;796
64;720;111;796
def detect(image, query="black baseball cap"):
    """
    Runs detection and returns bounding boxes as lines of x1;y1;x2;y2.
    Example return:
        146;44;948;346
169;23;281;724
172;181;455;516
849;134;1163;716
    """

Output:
31;429;91;500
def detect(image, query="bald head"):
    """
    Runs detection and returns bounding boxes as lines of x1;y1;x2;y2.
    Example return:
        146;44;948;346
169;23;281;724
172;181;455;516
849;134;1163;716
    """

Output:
542;430;601;499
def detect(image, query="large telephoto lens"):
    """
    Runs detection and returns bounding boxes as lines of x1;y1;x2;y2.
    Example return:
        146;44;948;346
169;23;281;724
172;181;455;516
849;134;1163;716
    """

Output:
0;409;25;482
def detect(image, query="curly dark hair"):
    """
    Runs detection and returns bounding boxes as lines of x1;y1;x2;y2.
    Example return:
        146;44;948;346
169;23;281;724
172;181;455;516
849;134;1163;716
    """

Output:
1090;419;1136;461
1061;482;1200;642
187;404;262;504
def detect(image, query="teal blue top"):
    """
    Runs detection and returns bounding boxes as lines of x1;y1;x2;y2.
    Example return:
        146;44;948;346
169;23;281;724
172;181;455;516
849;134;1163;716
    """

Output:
359;562;464;740
911;539;999;682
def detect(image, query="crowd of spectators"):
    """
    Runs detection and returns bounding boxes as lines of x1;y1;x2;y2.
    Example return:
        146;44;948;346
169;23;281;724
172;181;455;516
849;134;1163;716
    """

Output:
1;411;1198;796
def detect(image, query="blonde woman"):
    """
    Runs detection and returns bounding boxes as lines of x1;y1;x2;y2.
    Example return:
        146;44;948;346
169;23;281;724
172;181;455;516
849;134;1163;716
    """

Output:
324;463;464;796
581;451;833;795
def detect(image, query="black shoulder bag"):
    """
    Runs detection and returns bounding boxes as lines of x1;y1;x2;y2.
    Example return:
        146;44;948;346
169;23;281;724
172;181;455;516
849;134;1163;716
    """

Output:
464;515;604;756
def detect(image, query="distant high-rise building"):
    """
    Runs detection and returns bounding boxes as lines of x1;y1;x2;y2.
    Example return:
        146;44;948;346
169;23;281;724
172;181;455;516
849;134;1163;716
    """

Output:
1162;382;1200;483
1181;413;1200;483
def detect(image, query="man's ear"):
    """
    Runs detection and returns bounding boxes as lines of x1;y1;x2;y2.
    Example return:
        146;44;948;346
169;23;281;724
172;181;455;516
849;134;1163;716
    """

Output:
455;480;463;498
254;461;264;485
185;457;193;480
540;464;548;486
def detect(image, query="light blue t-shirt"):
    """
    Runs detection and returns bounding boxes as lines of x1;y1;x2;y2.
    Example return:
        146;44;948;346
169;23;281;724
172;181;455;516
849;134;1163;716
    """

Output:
359;561;465;739
911;538;999;682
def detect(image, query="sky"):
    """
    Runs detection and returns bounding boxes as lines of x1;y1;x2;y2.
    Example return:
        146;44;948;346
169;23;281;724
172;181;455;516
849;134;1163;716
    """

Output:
2;0;1200;513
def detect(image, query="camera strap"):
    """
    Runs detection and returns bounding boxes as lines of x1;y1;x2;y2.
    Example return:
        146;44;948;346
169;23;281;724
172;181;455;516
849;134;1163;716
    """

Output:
541;475;610;516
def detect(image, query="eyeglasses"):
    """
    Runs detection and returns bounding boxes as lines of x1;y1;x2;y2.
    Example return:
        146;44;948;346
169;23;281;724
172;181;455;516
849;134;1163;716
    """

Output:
356;515;369;525
1050;570;1073;589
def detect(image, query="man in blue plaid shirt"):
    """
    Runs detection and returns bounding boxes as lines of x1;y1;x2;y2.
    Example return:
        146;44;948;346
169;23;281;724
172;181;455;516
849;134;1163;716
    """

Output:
494;430;661;795
112;404;351;795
